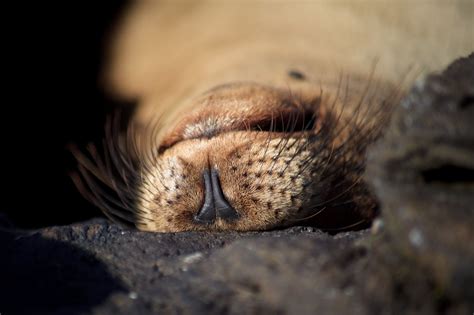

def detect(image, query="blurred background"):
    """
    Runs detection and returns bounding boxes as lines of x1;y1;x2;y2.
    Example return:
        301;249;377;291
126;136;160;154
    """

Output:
2;1;131;228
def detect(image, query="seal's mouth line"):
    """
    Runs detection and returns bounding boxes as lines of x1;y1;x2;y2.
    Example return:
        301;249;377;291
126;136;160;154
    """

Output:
158;108;317;153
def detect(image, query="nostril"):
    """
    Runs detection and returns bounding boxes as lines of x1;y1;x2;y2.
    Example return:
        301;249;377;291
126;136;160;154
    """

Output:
194;168;239;224
211;169;240;221
194;171;216;224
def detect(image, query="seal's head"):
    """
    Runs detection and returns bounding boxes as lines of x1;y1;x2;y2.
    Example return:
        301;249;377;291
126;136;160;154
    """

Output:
73;81;393;232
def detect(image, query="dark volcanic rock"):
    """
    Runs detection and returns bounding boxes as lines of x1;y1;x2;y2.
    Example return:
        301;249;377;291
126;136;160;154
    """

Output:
1;53;473;315
0;223;125;315
0;220;370;315
366;52;474;314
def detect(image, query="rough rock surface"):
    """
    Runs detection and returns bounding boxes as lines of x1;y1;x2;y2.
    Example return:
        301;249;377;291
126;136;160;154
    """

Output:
365;52;474;314
1;54;473;315
1;221;371;315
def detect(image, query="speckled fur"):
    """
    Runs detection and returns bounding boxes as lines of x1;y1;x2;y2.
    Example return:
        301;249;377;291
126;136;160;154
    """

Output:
72;1;472;232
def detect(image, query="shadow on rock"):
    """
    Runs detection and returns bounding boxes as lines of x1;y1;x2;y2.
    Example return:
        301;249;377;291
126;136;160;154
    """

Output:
0;229;125;315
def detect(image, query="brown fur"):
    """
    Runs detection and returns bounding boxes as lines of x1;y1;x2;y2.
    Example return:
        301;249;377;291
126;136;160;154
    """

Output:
73;1;473;232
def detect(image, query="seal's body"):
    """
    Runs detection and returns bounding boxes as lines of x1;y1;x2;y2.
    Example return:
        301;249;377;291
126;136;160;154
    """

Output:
74;1;473;232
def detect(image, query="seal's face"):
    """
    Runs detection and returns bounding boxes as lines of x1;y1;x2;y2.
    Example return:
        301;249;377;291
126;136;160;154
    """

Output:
79;0;471;232
73;79;392;231
73;81;388;232
136;83;325;231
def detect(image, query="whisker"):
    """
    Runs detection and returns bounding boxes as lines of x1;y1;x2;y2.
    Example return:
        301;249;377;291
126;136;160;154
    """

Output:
288;206;327;222
321;218;369;232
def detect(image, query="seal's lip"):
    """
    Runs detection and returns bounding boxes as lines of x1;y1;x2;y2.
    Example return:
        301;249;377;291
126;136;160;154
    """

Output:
157;107;316;154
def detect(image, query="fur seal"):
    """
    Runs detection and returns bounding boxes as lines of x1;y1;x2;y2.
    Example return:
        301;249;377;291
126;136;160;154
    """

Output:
72;1;473;232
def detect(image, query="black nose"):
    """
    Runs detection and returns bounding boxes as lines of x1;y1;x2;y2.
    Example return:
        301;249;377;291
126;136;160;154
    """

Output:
194;168;239;224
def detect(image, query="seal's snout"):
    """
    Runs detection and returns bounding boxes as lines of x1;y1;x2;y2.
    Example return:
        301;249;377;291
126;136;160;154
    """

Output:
194;168;239;224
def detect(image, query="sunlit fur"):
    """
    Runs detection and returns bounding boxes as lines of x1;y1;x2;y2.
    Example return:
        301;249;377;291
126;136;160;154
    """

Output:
72;77;404;232
72;1;471;232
